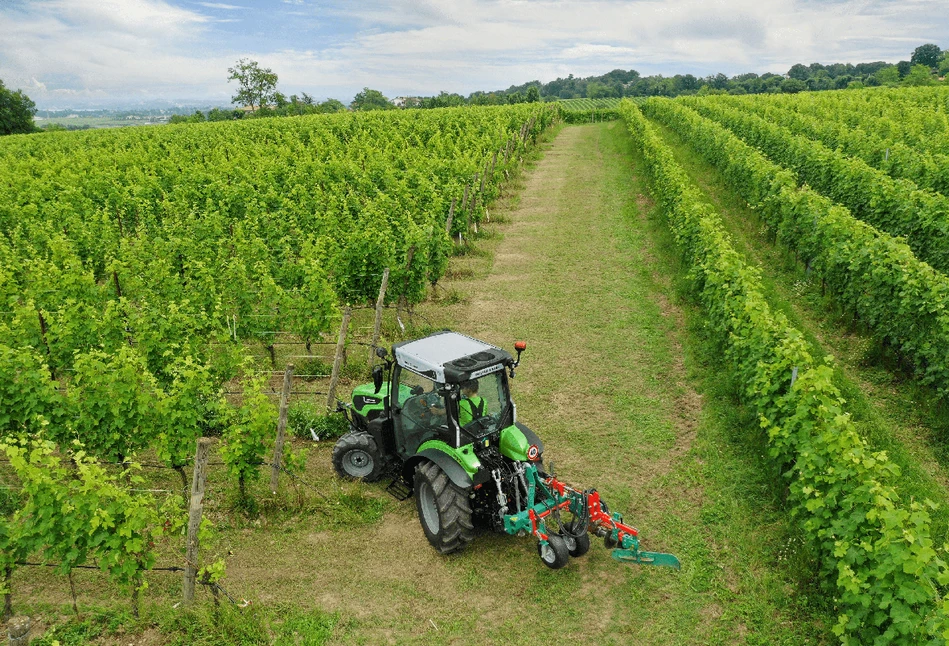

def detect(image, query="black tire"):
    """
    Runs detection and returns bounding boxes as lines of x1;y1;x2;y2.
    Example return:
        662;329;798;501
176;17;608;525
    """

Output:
537;534;570;569
332;432;384;482
560;519;591;557
414;460;475;554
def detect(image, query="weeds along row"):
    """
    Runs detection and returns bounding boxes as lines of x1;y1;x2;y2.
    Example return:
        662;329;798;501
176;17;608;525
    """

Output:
622;98;949;644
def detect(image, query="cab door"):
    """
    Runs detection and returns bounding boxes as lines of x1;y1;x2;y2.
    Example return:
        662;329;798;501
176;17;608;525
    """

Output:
391;366;450;455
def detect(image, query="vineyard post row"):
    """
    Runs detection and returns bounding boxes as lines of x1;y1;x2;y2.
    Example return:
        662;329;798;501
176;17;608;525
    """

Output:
622;98;949;644
1;431;282;618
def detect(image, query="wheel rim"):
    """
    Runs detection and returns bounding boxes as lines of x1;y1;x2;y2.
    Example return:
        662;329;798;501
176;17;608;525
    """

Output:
418;481;440;533
343;449;374;478
540;543;555;563
562;535;576;552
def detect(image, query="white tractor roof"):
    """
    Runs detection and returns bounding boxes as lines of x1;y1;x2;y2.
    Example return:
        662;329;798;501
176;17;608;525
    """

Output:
394;331;501;382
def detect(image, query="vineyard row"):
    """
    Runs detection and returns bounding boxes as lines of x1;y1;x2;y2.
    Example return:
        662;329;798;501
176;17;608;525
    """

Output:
679;96;949;276
623;98;949;644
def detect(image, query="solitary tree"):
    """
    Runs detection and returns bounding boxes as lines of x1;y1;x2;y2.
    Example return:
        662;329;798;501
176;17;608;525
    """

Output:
350;87;392;111
911;43;943;69
0;80;37;135
872;65;901;85
227;59;279;111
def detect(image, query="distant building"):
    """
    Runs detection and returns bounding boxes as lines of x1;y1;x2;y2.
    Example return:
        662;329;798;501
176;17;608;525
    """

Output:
391;96;421;108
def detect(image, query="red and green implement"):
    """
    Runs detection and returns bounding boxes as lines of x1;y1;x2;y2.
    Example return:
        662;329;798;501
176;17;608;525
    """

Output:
334;331;680;570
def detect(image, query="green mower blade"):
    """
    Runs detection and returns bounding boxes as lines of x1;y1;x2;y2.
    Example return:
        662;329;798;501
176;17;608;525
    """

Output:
611;549;681;570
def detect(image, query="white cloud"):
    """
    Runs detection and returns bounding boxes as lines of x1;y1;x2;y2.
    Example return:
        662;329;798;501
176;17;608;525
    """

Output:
197;2;242;9
0;0;945;107
559;45;639;60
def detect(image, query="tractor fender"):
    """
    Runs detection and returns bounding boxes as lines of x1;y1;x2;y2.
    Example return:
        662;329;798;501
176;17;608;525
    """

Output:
403;449;473;490
516;422;545;456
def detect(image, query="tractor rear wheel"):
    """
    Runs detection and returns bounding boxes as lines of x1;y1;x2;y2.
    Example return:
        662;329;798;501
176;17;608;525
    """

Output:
332;432;384;482
414;460;474;554
537;534;570;569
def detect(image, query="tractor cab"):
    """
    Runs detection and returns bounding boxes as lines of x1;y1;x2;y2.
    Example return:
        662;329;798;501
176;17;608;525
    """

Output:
389;332;515;455
338;330;538;490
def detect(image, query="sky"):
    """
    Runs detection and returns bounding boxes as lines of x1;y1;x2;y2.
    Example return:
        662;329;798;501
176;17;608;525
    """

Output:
0;0;945;110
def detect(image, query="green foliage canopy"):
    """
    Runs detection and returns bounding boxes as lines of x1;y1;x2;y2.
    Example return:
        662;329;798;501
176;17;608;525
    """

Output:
350;87;393;111
911;43;943;69
903;64;935;86
0;79;37;136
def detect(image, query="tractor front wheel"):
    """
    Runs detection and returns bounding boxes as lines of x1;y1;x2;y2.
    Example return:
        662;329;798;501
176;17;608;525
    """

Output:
332;432;384;482
414;460;474;554
537;534;570;569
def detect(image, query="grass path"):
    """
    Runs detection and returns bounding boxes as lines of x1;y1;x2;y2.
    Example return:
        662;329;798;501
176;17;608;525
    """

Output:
288;121;832;644
15;122;835;644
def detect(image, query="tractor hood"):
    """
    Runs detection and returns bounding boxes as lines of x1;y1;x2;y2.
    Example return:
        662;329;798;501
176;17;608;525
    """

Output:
392;330;514;383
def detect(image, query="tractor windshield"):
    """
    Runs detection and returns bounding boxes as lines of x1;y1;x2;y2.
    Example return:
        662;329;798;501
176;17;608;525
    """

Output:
458;370;509;437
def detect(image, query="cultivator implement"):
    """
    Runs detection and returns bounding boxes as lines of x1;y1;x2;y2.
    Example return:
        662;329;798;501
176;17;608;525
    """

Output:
499;462;680;570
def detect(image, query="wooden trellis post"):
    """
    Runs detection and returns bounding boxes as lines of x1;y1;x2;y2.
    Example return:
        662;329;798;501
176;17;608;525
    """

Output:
326;307;352;409
183;437;213;605
396;246;416;333
270;364;294;493
445;198;456;235
370;268;390;364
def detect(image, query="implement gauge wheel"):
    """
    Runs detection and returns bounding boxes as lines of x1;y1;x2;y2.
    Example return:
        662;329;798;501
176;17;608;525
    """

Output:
537;534;570;569
414;460;475;554
560;518;591;557
332;431;384;482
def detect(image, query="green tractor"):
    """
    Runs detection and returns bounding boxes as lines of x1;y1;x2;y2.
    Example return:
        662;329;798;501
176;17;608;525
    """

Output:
333;330;679;570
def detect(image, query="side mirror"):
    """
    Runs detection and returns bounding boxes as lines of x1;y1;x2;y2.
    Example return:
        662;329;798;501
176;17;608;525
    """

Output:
372;365;384;394
510;340;527;378
375;346;388;359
